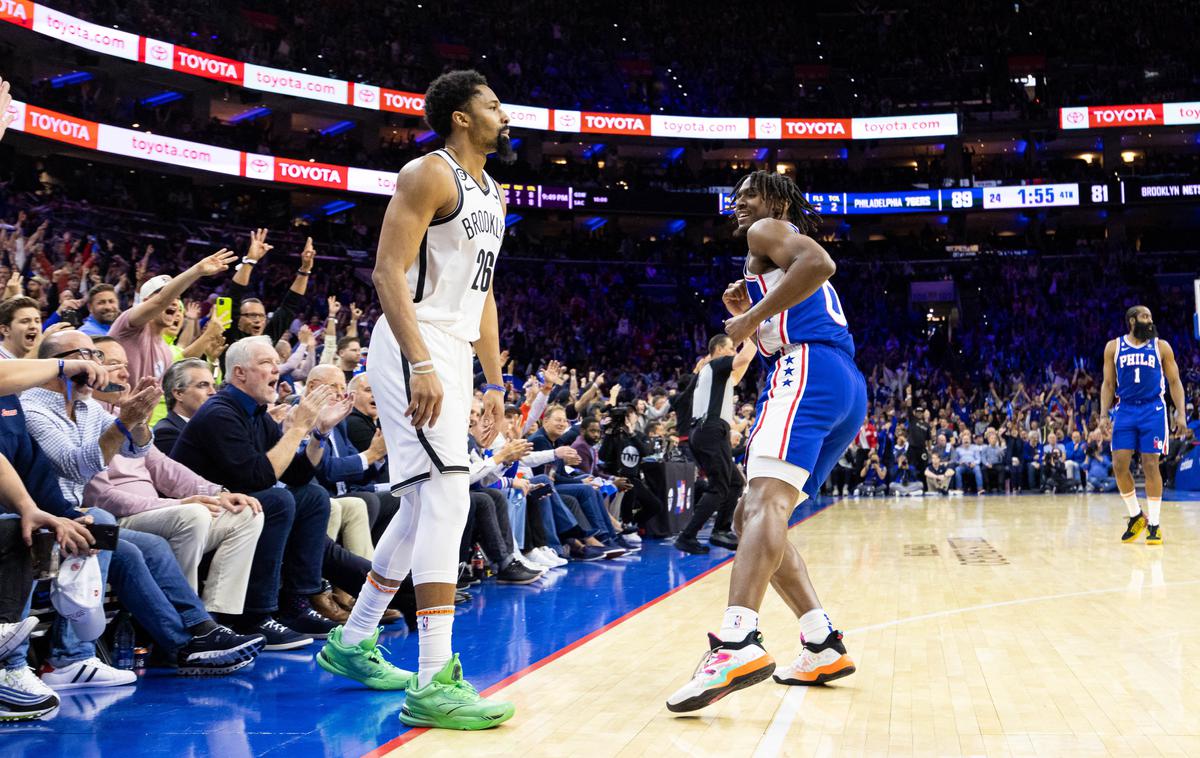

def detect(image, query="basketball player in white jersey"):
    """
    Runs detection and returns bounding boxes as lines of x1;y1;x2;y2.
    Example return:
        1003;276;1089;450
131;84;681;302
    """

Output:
317;70;514;730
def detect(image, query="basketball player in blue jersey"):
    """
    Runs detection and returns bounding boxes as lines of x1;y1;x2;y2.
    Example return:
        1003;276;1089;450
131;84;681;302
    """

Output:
668;171;865;713
1100;306;1186;545
315;70;514;730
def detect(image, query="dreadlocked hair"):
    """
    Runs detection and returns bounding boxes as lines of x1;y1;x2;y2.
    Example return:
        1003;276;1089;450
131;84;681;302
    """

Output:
732;170;822;236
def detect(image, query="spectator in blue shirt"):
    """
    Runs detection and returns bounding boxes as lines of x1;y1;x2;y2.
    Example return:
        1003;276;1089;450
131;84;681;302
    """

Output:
952;432;984;493
1063;430;1086;485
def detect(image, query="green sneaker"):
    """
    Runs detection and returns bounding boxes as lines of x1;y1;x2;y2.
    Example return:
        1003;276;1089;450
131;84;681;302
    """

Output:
316;626;411;690
399;654;515;730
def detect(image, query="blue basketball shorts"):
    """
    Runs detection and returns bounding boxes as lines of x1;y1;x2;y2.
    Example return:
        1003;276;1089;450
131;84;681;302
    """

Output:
745;342;867;502
1111;399;1169;455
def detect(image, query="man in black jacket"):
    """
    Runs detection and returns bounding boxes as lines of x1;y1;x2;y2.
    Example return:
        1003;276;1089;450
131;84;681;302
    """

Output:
171;336;348;647
153;358;215;455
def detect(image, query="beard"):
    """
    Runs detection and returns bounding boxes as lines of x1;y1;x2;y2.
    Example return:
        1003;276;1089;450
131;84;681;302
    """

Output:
1133;321;1158;341
493;131;517;164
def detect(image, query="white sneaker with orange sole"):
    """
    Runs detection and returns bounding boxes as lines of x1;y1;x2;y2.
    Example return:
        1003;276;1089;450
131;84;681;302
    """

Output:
773;630;856;686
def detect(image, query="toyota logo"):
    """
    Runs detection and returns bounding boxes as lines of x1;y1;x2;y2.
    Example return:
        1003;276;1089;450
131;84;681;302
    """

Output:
758;120;779;136
560;114;578;129
358;88;376;103
150;45;168;61
1067;110;1085;124
4;105;16;117
250;158;269;171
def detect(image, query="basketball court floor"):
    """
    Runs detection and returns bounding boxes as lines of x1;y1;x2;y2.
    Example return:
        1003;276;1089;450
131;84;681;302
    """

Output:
11;493;1200;757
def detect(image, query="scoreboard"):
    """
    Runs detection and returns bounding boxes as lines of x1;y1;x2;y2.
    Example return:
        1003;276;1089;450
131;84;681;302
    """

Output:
503;179;1191;217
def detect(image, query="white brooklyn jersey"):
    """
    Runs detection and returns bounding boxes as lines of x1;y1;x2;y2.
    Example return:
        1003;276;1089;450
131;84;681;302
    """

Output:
406;149;506;343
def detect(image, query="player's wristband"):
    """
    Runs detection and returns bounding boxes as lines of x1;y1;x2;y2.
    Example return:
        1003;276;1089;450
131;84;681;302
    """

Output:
482;383;505;395
296;269;311;276
410;360;434;370
241;257;257;266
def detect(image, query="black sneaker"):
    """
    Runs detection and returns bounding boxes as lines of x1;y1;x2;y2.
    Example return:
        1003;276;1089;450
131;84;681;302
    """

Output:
456;564;480;590
251;618;313;651
1122;511;1147;543
599;540;628;559
177;626;266;676
675;535;710;554
495;561;543;585
614;535;641;554
278;605;337;640
454;590;471;604
709;531;739;550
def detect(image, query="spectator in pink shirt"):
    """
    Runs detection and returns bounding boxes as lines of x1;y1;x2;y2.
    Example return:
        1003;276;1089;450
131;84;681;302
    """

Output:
84;340;263;616
109;249;236;388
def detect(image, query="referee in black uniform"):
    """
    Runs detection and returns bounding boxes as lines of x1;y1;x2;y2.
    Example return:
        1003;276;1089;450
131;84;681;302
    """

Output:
676;335;754;554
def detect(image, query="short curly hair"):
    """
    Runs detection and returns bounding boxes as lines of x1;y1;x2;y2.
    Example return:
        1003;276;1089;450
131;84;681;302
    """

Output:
423;70;489;138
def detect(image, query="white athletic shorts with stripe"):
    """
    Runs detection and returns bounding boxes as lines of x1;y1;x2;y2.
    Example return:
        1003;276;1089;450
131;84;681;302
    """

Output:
368;314;472;493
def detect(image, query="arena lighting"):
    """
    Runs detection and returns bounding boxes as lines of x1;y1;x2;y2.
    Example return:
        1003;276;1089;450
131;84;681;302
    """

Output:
49;71;92;88
583;217;608;232
229;107;271;124
139;91;183;108
755;147;770;161
582;143;606;159
1079;153;1095;164
414;131;439;144
1121;151;1137;163
665;147;685;162
319;120;355;137
319;200;356;216
504;213;523;227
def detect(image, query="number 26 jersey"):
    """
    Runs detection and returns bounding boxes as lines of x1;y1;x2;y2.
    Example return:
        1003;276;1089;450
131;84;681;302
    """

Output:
407;148;505;343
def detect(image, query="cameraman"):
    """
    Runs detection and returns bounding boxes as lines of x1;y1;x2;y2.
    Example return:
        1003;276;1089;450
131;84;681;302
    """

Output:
599;404;668;538
855;450;889;497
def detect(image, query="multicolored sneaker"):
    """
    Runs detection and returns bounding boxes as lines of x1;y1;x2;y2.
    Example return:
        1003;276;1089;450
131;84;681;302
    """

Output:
399;654;514;730
1121;511;1147;543
773;630;856;686
1146;525;1163;545
317;626;411;690
665;631;775;713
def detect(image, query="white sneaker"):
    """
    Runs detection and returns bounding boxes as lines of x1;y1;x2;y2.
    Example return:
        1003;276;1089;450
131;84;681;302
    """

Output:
0;618;38;660
772;631;856;686
40;657;137;691
515;554;547;573
534;547;568;567
665;631;775;713
622;531;642;544
0;666;59;721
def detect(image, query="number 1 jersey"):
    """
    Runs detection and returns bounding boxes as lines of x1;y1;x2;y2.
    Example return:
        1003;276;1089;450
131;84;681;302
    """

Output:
406;148;505;343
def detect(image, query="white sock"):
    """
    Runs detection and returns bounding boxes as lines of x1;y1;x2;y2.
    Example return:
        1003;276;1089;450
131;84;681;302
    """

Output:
340;574;398;647
1120;490;1141;518
799;608;833;645
718;605;758;642
1147;497;1162;527
416;606;455;688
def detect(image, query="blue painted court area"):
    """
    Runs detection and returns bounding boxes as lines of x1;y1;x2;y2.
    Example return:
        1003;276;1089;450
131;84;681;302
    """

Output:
5;498;833;758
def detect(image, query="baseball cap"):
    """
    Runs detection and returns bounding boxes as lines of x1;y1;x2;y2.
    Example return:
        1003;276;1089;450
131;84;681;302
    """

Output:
51;553;105;641
139;274;172;302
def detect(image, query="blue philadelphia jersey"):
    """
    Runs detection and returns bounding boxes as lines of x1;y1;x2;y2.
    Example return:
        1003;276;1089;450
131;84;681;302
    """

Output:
1114;336;1165;404
1112;336;1168;454
743;225;855;359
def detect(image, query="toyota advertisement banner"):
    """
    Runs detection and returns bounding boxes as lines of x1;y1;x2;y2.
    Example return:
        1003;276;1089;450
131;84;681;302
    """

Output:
2;0;959;141
1060;102;1200;129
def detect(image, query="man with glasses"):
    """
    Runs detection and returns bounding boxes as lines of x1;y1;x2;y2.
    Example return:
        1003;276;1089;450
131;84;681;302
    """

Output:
220;229;318;375
13;330;266;684
154;359;217;455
